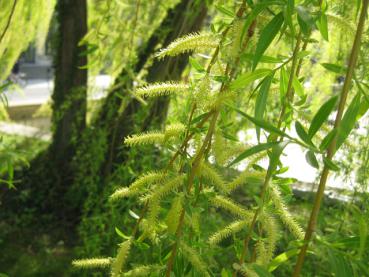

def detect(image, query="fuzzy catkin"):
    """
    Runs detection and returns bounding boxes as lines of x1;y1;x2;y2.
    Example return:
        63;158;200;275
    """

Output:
110;171;166;201
166;195;183;234
111;239;132;277
72;258;112;268
179;241;210;277
199;162;227;192
211;195;252;219
208;220;249;245
135;82;189;98
122;264;163;276
156;32;218;59
269;185;305;240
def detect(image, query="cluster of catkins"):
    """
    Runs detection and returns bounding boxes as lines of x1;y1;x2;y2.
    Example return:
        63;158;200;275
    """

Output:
73;13;304;277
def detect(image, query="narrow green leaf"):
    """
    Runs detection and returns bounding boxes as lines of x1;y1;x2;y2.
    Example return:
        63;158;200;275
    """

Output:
115;227;131;240
323;157;340;171
296;5;314;35
268;248;300;272
255;74;274;141
269;141;289;172
336;93;361;151
285;0;295;35
327;249;353;277
252;264;274;277
316;13;329;41
253;12;284;69
215;5;235;17
306;150;319;169
358;216;368;257
189;57;205;72
280;66;288;102
308;96;338;138
319;129;337;152
295;121;313;146
292;75;304;97
321;63;345;74
231;69;272;90
229;105;292;139
228;142;279;167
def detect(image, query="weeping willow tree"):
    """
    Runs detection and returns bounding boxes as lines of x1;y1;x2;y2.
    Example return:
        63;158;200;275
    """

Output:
73;0;369;276
0;0;56;81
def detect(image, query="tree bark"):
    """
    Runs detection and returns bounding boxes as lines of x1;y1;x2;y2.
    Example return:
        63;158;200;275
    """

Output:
50;0;88;165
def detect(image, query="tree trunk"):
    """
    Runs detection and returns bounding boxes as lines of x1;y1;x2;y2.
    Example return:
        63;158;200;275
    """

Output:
50;0;87;166
3;0;89;225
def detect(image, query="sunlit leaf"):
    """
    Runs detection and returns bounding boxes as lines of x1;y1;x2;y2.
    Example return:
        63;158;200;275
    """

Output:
253;12;284;69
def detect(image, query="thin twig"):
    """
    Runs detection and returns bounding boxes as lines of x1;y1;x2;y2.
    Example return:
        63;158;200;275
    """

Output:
292;1;369;275
0;0;18;45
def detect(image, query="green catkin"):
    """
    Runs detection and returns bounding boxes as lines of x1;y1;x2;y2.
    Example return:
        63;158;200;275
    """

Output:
230;18;244;59
179;241;210;277
227;170;264;193
260;212;279;263
135;82;189;98
166;195;183;234
111;239;132;277
72;258;112;268
239;266;258;277
269;185;305;240
255;240;268;265
208;220;249;245
155;32;218;59
122;264;164;276
110;171;166;201
164;123;186;139
124;132;165;146
124;124;185;146
139;219;157;243
199;163;227;192
211;195;253;219
193;75;211;110
191;212;201;235
145;175;185;201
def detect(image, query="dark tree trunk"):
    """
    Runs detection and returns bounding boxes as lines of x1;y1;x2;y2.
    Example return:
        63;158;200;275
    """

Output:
50;0;88;165
2;0;89;226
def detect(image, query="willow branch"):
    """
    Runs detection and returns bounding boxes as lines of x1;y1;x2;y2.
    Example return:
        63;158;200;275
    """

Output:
293;0;368;275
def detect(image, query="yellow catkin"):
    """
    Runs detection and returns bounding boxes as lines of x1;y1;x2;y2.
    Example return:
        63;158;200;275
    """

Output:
72;257;112;268
179;241;210;277
260;212;279;263
111;239;132;277
146;175;185;201
135;82;189;98
269;185;305;240
211;195;252;219
156;32;218;59
255;240;268;265
208;220;249;245
227;170;264;193
230;18;244;59
164;123;186;139
192;75;212;110
199;163;227;192
124;132;165;146
122;264;163;276
110;171;166;201
166;195;183;234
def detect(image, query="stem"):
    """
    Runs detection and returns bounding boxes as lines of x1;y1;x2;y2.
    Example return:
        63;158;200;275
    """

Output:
0;0;17;45
165;3;250;275
234;32;303;274
293;1;368;275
